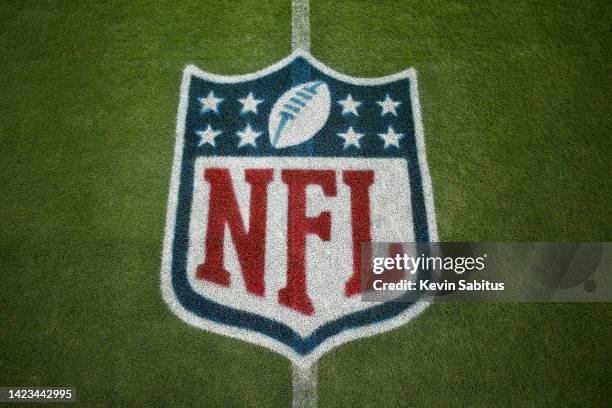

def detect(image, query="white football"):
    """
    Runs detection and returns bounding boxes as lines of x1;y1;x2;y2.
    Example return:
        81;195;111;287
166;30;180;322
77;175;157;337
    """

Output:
268;80;331;149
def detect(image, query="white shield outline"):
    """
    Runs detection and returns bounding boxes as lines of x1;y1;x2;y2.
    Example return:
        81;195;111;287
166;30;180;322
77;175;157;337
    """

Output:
160;49;438;367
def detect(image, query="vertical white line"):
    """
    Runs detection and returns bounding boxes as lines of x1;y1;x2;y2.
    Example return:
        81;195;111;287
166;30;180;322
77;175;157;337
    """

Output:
291;2;315;407
292;0;310;51
292;363;317;408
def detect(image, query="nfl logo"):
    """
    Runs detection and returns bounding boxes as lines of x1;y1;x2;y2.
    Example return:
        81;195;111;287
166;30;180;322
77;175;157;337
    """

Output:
161;50;437;367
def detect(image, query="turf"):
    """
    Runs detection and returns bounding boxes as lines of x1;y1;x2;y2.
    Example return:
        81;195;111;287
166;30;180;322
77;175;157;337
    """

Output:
1;0;610;406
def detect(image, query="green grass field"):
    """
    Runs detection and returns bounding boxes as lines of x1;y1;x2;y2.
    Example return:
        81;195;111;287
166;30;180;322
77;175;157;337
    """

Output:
1;0;611;406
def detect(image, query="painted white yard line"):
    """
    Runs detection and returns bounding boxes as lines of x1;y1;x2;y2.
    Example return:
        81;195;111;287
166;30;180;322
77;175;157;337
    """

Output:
292;0;310;52
293;363;317;408
291;2;316;405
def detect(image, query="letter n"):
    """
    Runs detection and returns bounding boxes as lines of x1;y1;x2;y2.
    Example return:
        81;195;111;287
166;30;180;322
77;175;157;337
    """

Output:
196;168;273;297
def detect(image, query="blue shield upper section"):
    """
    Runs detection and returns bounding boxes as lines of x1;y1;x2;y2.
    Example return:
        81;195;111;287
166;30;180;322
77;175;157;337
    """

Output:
185;58;413;158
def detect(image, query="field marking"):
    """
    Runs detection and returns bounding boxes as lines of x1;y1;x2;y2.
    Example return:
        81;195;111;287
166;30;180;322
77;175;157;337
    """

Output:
291;2;315;406
162;2;437;408
410;71;439;242
293;363;317;407
164;8;438;398
292;0;310;51
163;51;436;367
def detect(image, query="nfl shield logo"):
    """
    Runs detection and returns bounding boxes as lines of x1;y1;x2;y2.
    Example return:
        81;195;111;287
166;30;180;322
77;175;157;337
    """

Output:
161;50;438;367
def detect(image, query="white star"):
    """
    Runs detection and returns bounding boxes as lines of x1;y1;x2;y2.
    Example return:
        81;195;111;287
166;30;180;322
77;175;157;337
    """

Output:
337;94;362;116
337;127;364;149
378;126;404;149
196;124;222;147
199;91;224;113
238;92;264;115
236;123;262;148
376;95;401;116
